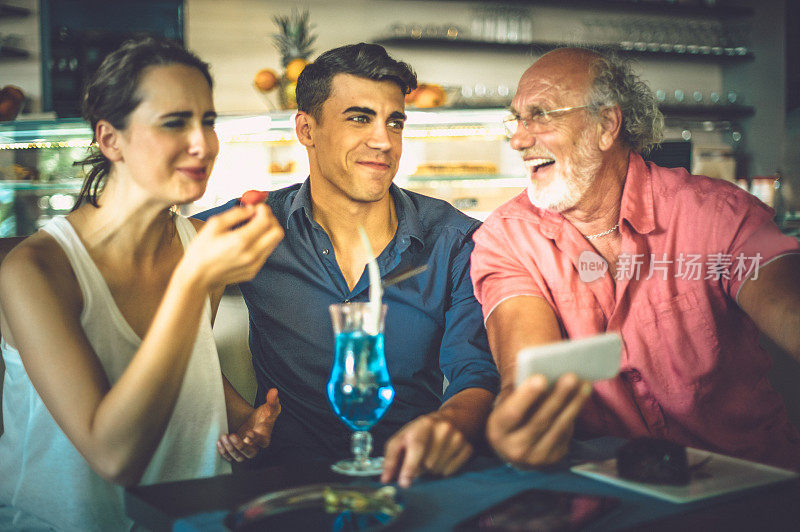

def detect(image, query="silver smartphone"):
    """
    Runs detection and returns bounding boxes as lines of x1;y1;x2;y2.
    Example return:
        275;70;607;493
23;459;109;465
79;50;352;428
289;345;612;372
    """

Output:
515;332;622;387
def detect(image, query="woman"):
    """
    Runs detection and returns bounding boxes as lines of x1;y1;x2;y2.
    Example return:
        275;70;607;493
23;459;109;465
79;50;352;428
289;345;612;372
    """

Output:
0;38;283;530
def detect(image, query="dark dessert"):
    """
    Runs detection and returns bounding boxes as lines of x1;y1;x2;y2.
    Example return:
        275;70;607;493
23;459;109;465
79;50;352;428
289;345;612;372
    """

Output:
0;85;25;121
616;437;690;485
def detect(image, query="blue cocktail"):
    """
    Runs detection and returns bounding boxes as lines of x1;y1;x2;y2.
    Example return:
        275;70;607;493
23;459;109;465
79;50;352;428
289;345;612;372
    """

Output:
327;303;394;476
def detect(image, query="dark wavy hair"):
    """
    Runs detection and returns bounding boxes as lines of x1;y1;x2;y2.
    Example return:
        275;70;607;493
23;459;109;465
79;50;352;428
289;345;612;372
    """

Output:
296;43;417;120
72;37;213;210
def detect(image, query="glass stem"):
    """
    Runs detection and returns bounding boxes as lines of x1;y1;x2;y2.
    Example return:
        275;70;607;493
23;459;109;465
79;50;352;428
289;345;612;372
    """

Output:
351;431;372;467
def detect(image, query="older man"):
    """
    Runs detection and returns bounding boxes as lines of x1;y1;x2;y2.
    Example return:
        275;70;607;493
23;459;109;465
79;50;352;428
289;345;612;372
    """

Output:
471;47;800;471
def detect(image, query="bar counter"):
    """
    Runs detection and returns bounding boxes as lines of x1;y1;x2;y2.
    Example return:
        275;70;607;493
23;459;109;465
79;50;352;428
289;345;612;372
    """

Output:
125;438;800;531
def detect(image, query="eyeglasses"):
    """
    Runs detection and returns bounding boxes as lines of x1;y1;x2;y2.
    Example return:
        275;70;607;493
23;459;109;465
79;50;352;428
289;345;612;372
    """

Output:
503;105;590;138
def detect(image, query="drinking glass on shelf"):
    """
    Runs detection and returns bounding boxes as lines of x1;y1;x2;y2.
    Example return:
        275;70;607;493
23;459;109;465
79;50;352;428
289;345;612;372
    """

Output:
631;18;648;52
686;23;700;55
707;20;725;55
327;302;394;476
495;8;508;43
389;23;407;38
670;19;688;54
506;16;520;42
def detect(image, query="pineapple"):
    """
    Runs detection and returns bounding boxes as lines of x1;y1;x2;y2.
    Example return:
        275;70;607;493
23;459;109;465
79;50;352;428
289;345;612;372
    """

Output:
272;9;316;67
271;9;317;108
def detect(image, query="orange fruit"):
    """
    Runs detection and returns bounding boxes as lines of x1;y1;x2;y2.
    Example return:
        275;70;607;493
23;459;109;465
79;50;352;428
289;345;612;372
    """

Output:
284;58;309;82
254;68;279;92
405;86;419;104
411;84;446;108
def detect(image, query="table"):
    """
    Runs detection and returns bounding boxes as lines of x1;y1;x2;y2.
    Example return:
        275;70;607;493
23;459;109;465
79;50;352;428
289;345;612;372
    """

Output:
125;440;800;531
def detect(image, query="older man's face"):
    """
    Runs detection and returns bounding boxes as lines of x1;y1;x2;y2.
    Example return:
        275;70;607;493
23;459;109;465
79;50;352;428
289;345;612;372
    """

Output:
509;57;603;212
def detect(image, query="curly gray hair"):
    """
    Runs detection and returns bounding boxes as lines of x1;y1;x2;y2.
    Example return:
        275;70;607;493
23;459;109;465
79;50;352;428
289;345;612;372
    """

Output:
586;53;664;155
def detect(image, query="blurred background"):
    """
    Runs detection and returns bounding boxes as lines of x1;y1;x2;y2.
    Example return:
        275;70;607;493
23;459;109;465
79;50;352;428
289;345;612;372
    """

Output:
0;0;798;235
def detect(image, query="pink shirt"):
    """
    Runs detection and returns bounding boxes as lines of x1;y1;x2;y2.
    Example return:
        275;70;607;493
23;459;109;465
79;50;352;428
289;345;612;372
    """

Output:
472;153;800;471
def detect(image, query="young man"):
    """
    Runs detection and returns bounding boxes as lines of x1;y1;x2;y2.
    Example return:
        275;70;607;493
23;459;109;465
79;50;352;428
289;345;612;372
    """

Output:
197;43;498;486
471;47;800;471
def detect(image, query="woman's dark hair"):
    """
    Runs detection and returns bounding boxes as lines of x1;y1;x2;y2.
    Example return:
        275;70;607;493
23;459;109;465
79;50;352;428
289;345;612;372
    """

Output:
296;43;417;121
72;37;213;210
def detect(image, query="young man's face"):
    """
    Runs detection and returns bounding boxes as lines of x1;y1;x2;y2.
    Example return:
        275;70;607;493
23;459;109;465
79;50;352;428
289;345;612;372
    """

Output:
304;73;406;205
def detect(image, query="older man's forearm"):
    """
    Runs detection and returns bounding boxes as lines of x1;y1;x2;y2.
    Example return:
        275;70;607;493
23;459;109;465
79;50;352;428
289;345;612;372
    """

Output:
436;387;496;443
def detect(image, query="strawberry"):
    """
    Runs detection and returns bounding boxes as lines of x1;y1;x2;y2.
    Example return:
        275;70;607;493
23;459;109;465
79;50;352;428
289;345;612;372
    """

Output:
239;190;268;206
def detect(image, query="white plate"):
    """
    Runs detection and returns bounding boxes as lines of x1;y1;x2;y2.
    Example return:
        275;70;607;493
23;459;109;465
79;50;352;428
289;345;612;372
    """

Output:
571;448;798;503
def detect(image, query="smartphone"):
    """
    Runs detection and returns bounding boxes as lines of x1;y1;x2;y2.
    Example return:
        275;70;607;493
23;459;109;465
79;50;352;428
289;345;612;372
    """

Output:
515;332;622;387
454;488;620;531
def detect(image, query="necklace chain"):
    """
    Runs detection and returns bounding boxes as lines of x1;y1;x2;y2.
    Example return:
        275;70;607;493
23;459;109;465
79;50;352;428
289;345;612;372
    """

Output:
584;222;619;240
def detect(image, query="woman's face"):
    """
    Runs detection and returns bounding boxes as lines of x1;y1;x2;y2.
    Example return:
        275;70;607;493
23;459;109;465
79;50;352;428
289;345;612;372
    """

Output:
114;63;218;206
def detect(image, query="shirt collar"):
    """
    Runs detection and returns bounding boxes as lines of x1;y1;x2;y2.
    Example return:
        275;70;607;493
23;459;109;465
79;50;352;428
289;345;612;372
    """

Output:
286;178;425;250
497;193;565;240
535;208;566;240
287;178;313;221
619;152;656;235
390;184;425;251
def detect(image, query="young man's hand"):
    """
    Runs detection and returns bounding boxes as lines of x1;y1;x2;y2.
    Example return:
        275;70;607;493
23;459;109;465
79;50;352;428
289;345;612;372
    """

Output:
381;412;474;488
216;388;281;462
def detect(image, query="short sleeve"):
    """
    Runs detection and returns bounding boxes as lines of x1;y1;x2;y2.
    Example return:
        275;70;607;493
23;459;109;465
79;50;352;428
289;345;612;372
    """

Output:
718;191;800;299
438;231;500;401
471;216;546;322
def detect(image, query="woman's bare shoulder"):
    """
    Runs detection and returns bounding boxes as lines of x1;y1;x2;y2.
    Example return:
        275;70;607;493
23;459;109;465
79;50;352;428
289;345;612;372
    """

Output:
0;230;80;301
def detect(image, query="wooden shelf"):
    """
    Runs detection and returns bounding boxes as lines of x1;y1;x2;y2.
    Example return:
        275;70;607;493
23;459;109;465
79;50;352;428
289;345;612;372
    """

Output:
375;37;753;62
402;105;752;123
0;4;31;18
0;181;82;191
376;37;535;54
0;46;29;59
404;0;753;18
659;104;754;120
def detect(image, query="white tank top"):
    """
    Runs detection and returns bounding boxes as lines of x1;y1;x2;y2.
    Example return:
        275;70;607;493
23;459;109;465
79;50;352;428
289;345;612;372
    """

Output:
0;215;231;531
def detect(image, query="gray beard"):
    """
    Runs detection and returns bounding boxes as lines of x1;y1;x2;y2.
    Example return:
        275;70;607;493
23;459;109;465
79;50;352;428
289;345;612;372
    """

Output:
526;129;602;212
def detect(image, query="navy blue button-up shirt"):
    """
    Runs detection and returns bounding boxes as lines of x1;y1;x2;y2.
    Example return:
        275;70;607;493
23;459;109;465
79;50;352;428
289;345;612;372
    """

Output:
196;180;499;462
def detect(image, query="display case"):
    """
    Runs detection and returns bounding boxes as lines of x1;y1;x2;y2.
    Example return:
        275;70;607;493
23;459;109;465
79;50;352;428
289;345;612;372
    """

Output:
0;107;737;237
0;118;90;236
198;109;527;220
0;109;529;236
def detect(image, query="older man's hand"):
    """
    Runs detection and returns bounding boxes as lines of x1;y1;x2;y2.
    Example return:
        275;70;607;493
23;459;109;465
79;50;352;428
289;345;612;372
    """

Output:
486;373;593;467
381;412;474;488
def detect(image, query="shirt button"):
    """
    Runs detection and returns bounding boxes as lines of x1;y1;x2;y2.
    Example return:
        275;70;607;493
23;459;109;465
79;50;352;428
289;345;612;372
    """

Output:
322;248;330;255
628;370;642;382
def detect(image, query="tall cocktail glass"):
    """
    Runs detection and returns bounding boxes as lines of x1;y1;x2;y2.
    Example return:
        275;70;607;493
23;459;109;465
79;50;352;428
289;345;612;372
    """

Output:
327;302;394;476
